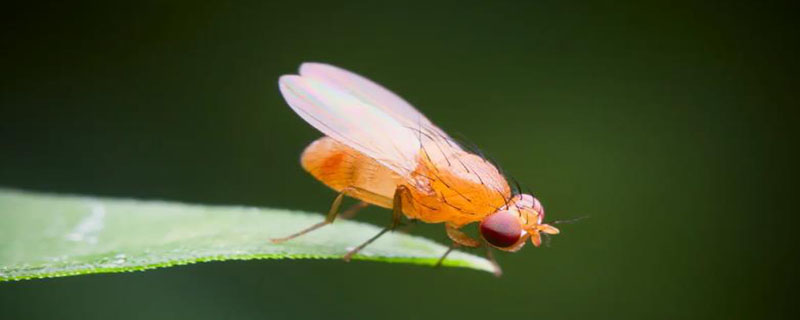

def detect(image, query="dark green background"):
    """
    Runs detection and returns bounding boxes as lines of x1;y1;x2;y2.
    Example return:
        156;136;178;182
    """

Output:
1;1;797;319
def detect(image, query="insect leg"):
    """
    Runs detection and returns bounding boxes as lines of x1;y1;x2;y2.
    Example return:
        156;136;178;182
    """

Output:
340;201;369;219
342;185;409;261
485;245;503;277
396;219;417;234
444;223;481;248
270;187;365;243
434;243;460;268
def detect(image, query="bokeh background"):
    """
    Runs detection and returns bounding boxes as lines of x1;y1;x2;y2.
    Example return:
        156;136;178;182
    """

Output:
1;1;797;319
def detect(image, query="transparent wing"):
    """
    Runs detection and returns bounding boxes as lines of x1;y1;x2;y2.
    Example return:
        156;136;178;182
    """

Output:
282;63;510;203
279;75;420;175
299;63;456;144
298;62;464;167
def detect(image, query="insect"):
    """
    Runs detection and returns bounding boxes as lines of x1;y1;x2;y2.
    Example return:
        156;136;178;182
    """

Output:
272;63;559;273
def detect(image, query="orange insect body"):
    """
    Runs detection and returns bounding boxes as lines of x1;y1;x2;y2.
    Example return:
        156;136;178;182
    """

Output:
303;136;509;226
277;62;559;258
302;136;400;209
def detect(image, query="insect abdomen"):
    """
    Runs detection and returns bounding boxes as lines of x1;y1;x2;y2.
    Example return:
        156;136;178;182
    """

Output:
300;137;398;208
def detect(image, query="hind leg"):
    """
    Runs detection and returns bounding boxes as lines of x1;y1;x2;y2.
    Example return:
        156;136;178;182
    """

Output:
270;187;367;243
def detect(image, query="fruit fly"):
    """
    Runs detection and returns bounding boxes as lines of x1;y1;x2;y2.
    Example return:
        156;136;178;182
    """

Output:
272;63;559;273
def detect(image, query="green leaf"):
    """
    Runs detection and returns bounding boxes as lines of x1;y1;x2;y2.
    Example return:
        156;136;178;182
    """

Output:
0;188;496;281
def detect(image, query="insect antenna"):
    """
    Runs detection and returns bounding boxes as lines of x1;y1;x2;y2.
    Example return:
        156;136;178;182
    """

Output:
551;215;591;225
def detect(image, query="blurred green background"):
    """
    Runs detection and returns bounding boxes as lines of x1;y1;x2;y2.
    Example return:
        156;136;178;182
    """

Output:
1;1;797;319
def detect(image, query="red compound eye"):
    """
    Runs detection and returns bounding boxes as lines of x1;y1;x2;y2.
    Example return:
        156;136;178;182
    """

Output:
480;211;522;248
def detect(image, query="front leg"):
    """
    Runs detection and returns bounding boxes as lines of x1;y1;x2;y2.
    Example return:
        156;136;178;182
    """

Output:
445;223;481;247
440;226;503;277
435;223;483;269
